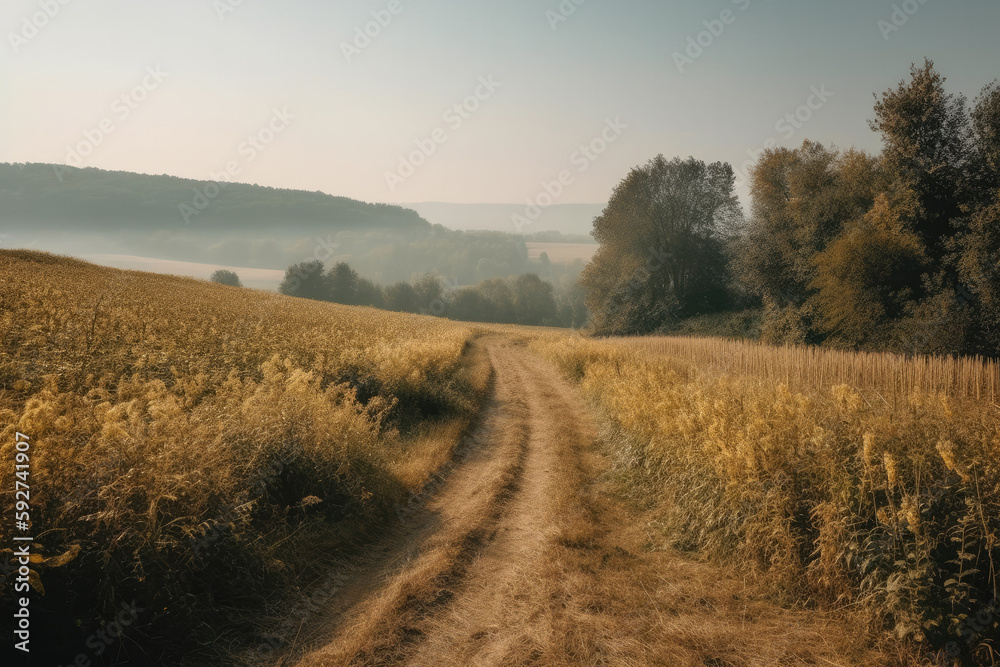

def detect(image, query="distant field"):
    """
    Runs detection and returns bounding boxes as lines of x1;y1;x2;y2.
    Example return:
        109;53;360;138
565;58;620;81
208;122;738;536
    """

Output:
526;242;598;264
81;253;285;289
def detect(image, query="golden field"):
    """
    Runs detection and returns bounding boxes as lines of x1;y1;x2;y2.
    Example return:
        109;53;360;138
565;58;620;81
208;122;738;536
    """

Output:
0;250;490;659
534;334;1000;663
2;249;998;663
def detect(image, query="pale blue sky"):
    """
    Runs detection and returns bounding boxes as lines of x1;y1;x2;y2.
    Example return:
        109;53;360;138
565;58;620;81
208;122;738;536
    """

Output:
2;0;998;207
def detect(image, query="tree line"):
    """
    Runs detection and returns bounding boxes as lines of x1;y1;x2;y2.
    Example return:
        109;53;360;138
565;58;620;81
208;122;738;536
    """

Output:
584;60;1000;357
277;259;586;328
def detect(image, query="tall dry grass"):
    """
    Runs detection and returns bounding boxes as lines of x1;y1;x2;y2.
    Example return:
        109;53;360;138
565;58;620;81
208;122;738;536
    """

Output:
537;333;1000;664
0;250;490;661
626;335;1000;403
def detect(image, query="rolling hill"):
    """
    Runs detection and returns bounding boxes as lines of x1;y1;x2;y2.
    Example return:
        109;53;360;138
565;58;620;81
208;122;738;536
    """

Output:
0;163;430;233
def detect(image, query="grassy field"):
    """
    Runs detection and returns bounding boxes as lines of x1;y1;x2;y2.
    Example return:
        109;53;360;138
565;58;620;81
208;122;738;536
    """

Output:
3;250;998;664
0;250;491;662
535;334;1000;663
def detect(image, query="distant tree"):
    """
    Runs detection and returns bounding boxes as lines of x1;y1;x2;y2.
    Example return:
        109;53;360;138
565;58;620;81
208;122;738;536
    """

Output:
449;288;490;323
354;277;384;308
581;155;741;335
327;262;359;304
384;282;421;313
512;274;558;325
210;269;242;287
477;278;516;323
279;260;329;300
556;283;589;329
413;274;444;312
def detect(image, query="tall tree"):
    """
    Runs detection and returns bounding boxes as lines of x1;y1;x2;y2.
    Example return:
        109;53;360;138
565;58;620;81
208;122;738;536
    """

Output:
960;81;1000;353
736;142;883;343
581;155;741;335
869;59;973;264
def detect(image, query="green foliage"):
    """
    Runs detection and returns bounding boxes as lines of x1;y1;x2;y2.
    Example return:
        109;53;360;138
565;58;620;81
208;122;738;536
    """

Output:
721;60;1000;357
870;60;973;261
0;163;428;232
446;274;561;326
279;259;329;301
809;194;928;348
209;269;242;287
737;142;882;313
582;155;741;335
279;259;579;328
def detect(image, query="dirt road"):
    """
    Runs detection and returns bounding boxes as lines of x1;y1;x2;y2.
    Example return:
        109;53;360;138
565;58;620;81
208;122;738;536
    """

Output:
276;338;883;666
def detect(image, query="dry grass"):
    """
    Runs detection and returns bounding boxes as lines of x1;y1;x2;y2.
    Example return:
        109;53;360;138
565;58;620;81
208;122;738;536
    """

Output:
285;339;900;667
0;250;490;661
536;334;1000;664
626;335;1000;402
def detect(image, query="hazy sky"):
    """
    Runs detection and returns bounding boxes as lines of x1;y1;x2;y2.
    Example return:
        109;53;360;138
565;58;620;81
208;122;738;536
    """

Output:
2;0;998;208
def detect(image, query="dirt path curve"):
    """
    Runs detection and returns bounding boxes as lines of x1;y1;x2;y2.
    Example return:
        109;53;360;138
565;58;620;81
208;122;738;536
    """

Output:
278;337;882;667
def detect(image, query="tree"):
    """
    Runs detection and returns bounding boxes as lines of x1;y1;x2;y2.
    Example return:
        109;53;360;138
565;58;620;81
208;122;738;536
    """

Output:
413;274;444;312
971;80;1000;191
279;260;329;300
581;155;741;335
556;282;589;329
809;194;928;348
384;282;420;313
736;142;883;343
959;82;1000;354
327;262;359;304
209;269;242;287
512;274;558;325
870;59;973;263
354;277;384;308
474;278;516;323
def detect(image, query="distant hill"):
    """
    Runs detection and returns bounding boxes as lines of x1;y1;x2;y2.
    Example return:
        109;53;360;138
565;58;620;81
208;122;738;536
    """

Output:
404;202;603;237
0;163;430;233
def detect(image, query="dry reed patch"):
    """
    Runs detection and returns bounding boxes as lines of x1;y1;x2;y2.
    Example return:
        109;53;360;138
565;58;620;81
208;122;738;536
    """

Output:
535;335;998;663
